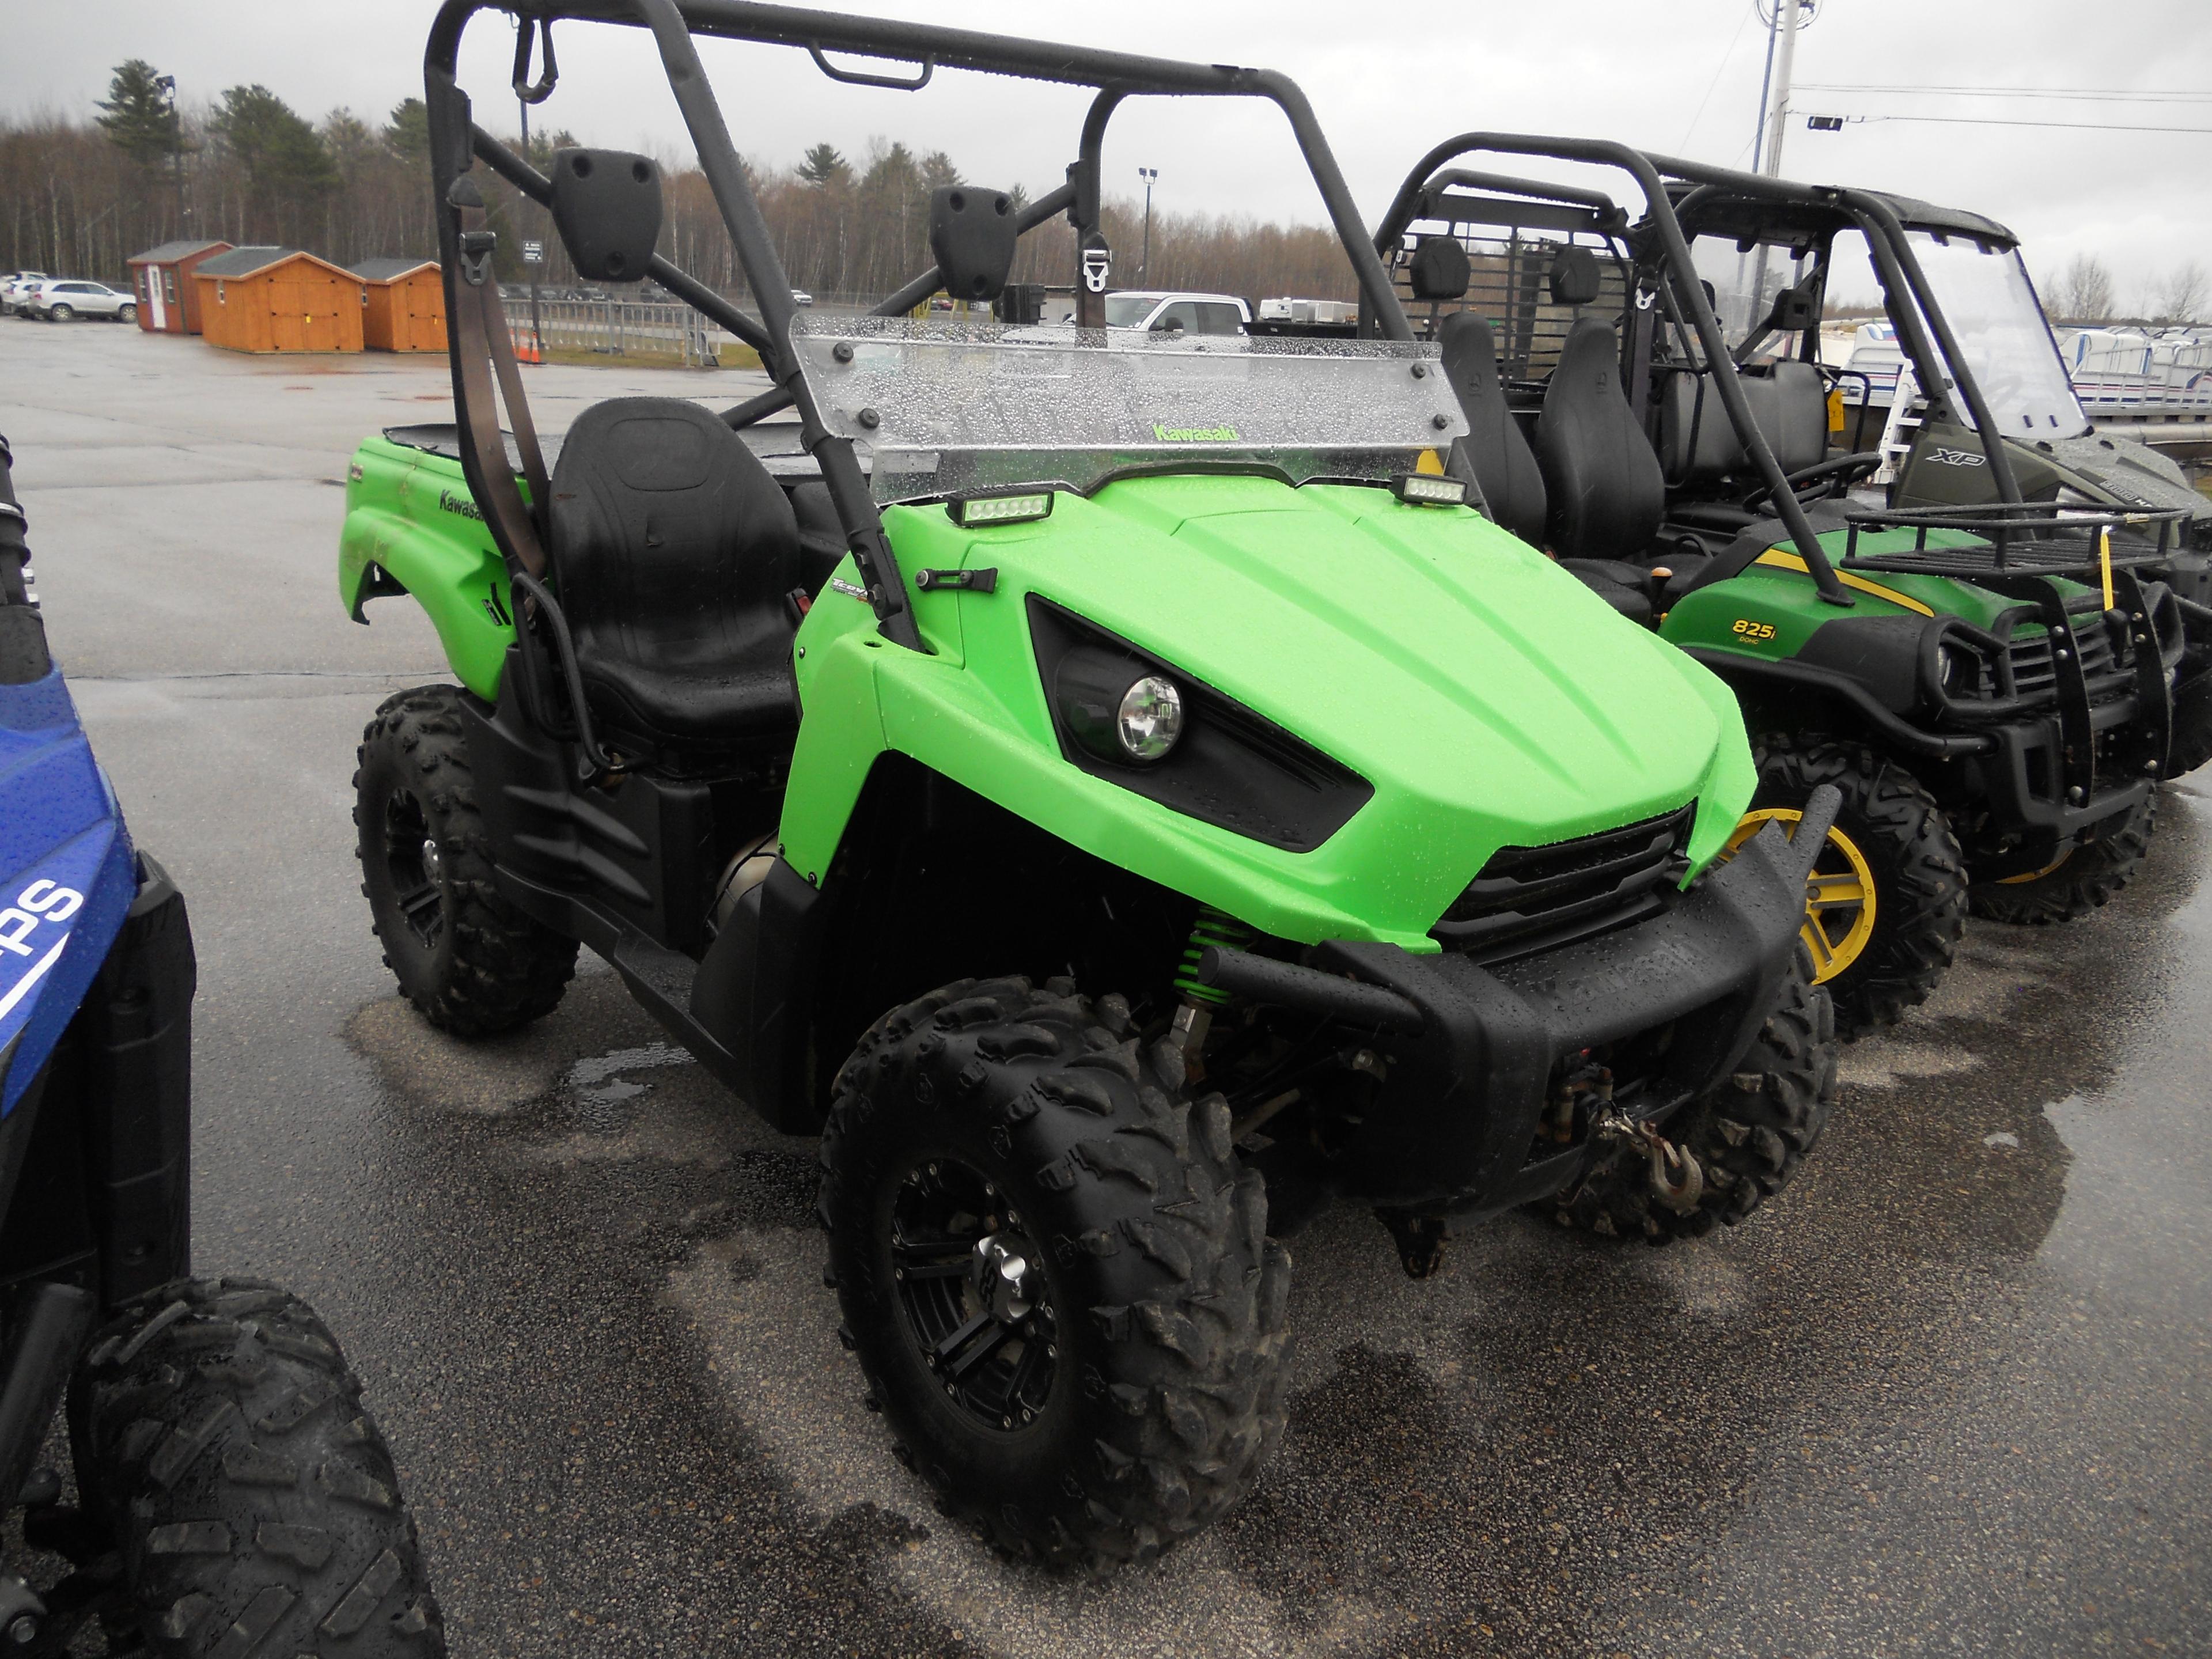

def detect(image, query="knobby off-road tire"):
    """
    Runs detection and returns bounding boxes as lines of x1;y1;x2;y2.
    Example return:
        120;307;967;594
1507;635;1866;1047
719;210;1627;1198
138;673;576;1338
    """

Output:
1752;734;1966;1039
355;684;575;1035
1968;793;2157;925
820;976;1291;1571
69;1278;444;1658
1549;953;1839;1245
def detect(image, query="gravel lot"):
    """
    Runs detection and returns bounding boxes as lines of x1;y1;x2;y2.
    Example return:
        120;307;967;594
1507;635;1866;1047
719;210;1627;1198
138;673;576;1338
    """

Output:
5;319;2207;1657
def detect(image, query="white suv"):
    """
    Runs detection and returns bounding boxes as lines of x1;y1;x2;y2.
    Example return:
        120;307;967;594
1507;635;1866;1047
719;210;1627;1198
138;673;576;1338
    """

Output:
0;272;49;315
22;279;135;324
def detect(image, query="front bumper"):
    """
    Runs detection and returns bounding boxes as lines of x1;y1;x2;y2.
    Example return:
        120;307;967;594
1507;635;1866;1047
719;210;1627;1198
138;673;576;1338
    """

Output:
1203;791;1831;1217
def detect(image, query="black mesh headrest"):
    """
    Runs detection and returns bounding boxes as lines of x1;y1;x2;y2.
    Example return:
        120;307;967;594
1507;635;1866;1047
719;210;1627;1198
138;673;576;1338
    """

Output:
1550;247;1601;306
1409;236;1471;302
550;149;662;283
929;187;1018;303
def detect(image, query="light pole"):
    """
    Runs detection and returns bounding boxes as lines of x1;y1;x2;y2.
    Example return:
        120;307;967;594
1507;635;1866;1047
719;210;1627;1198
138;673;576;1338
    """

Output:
1138;168;1157;286
154;74;185;238
518;67;544;359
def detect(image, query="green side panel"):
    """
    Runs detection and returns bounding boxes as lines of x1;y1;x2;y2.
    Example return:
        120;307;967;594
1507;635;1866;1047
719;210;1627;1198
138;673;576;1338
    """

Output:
786;475;1755;952
1660;524;2092;670
338;437;516;701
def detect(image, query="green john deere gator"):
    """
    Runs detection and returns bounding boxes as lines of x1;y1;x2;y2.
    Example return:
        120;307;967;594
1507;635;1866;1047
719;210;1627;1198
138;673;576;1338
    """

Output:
336;1;1839;1569
1372;135;2196;1039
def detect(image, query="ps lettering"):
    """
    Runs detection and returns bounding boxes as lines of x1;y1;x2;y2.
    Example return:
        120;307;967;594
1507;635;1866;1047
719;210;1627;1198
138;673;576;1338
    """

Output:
0;878;84;957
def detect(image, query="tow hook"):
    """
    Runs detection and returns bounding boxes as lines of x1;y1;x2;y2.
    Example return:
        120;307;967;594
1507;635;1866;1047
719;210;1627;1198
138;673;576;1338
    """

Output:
1589;1108;1703;1215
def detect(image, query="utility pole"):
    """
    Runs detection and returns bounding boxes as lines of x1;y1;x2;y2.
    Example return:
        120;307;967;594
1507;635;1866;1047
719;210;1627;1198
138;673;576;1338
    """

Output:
1138;168;1157;286
155;75;185;238
518;87;543;359
1762;0;1802;179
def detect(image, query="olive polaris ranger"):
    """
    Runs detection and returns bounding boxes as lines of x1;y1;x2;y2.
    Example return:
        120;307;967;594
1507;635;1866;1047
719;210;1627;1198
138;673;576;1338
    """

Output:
338;1;1840;1569
1370;135;2194;1039
1;437;442;1658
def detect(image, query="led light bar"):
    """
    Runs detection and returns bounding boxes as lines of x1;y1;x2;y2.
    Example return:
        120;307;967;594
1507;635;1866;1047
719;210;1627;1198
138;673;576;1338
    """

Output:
949;490;1055;528
1391;472;1469;507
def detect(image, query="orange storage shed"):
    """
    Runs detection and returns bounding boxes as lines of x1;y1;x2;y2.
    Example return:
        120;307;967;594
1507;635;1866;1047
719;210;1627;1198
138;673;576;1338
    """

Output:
351;258;446;352
194;247;365;354
124;240;233;334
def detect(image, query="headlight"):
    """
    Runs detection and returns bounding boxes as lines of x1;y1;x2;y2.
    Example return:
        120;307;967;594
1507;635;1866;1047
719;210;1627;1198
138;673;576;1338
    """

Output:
1116;676;1184;760
1055;647;1184;764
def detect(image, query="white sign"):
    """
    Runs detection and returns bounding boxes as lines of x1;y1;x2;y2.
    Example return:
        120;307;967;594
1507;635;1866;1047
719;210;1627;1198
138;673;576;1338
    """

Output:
522;240;544;264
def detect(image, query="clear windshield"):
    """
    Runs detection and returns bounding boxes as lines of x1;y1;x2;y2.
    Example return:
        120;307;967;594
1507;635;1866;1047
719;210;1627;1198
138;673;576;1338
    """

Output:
789;316;1465;500
1907;233;2089;438
1690;237;1814;353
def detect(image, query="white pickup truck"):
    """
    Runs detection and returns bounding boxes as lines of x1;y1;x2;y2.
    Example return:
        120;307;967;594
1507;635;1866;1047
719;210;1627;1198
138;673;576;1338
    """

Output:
1099;290;1251;334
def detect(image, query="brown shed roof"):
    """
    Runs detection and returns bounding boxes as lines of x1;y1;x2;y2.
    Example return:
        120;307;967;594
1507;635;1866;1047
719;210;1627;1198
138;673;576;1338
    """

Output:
349;257;439;283
127;239;232;265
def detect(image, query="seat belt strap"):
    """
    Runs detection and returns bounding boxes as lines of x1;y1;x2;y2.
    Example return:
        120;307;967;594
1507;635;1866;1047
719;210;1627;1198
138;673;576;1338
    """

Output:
446;181;550;579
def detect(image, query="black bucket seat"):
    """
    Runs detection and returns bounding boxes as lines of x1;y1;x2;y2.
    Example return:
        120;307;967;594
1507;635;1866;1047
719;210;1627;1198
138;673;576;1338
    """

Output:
546;397;803;750
1535;316;1668;620
1437;311;1546;544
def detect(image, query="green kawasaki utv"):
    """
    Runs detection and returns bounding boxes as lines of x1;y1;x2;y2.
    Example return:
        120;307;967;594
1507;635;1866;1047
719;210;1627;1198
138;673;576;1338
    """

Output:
1370;135;2199;1039
338;1;1840;1569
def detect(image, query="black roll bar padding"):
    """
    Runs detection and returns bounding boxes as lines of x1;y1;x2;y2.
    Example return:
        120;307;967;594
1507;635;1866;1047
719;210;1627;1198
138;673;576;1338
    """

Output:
714;178;1080;431
469;126;777;358
1194;946;1426;1036
1373;133;1851;605
1651;158;2029;509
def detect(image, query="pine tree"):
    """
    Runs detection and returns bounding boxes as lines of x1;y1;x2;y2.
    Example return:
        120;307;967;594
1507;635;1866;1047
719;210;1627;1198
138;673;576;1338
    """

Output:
95;60;180;169
797;143;849;188
384;99;431;164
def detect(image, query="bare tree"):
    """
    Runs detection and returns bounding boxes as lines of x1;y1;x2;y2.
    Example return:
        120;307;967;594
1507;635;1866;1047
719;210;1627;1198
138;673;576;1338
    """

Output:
2146;259;2208;325
2045;252;2116;324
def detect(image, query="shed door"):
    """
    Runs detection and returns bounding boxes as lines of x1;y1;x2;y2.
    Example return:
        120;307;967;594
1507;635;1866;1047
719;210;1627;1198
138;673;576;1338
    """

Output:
268;275;306;350
145;269;166;331
407;278;445;351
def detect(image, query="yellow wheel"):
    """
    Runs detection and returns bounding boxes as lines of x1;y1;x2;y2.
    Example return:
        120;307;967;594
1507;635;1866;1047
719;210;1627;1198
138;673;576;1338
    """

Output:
1720;807;1878;986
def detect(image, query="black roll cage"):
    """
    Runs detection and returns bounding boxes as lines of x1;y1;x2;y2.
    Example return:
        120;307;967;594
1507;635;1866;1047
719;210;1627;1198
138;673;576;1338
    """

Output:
425;0;1417;654
1642;153;2035;510
1371;134;1854;607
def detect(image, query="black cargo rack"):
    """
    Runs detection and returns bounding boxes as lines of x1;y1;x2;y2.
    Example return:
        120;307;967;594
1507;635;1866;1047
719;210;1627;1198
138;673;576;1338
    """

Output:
1839;501;2190;579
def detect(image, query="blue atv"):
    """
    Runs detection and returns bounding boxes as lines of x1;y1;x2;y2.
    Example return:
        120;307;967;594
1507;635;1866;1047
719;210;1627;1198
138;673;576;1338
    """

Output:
0;437;442;1657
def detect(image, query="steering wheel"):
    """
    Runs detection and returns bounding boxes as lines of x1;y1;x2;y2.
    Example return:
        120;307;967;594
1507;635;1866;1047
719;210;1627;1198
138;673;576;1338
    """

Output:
1741;452;1884;514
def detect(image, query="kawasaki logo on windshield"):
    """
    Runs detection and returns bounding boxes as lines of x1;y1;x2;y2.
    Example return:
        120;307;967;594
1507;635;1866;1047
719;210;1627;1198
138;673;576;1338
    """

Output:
1152;424;1240;443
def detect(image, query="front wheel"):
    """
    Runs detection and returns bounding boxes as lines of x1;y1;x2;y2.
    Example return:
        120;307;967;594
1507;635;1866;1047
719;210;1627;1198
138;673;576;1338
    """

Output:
820;976;1290;1571
1735;734;1966;1039
70;1279;444;1657
354;684;575;1035
1547;950;1839;1244
118;303;137;325
1968;794;2156;925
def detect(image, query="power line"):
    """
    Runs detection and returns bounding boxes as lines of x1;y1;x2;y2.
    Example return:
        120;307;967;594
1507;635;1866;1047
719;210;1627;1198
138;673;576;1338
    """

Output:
1800;82;2212;103
1840;112;2212;134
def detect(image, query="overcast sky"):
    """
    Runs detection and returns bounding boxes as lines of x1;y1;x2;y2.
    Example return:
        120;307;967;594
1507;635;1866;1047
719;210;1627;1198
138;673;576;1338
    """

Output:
5;0;2207;303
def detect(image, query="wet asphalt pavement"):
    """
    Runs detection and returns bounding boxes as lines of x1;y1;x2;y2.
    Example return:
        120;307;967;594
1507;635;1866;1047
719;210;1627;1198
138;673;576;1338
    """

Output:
5;321;2208;1657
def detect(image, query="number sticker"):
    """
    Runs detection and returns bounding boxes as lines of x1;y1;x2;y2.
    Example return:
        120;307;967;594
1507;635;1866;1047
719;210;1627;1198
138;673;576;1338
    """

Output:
1731;619;1778;643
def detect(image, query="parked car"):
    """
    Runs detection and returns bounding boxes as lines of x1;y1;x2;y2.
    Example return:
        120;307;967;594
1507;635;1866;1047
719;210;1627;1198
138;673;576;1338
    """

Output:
0;271;49;314
791;287;815;306
1101;289;1250;334
23;278;135;323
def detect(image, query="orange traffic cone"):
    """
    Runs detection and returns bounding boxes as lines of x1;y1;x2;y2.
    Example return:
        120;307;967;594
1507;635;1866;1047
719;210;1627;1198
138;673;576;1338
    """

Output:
513;333;542;364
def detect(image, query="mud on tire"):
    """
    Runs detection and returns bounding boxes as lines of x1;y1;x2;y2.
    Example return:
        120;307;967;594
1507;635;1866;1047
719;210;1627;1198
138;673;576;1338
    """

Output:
819;976;1291;1571
1548;952;1839;1245
69;1278;443;1657
354;684;575;1035
1752;733;1966;1039
1968;793;2156;925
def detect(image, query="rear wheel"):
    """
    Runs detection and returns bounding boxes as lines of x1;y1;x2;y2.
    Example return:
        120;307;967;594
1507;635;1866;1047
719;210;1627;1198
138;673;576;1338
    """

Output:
1547;951;1838;1244
48;304;73;322
820;976;1290;1571
70;1278;444;1657
354;684;575;1035
1733;734;1966;1038
1968;794;2156;925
